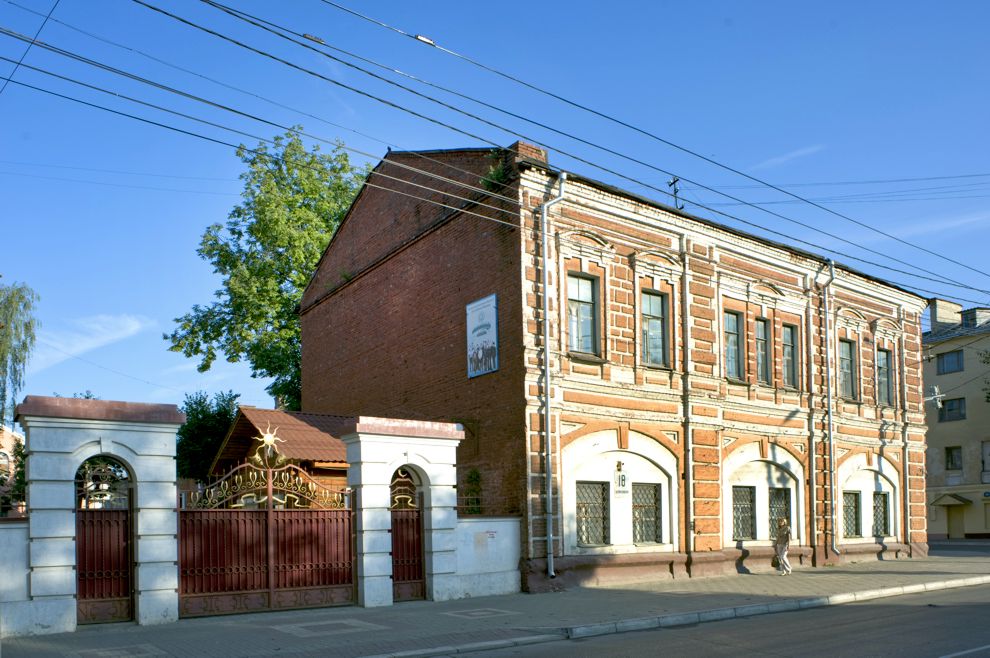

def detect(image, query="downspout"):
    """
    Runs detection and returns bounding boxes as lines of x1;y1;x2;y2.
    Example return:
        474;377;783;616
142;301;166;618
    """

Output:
898;321;911;550
681;237;694;553
822;260;841;556
805;286;817;556
539;172;566;578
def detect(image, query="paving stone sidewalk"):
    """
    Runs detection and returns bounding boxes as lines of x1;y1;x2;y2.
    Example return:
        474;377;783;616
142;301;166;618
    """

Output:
4;547;989;658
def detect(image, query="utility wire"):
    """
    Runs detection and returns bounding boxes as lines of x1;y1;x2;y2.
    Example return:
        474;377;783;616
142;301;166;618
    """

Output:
1;0;512;200
127;2;990;297
200;0;989;295
0;29;521;212
683;172;990;190
0;169;239;196
0;0;57;97
0;158;237;181
4;70;987;313
4;22;985;304
316;0;990;283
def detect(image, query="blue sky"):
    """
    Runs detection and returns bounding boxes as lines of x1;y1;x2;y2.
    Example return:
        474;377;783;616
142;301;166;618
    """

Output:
2;1;989;417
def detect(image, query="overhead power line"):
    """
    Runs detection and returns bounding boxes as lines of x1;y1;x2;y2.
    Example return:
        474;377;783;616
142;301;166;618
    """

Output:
4;21;986;304
315;0;990;283
4;69;989;311
1;0;515;195
127;2;990;298
0;0;57;97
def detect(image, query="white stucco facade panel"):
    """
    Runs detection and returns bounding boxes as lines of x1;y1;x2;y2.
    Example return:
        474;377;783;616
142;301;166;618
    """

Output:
0;522;29;602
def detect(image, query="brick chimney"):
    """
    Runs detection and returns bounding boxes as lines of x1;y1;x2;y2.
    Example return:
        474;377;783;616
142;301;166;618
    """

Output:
929;298;962;333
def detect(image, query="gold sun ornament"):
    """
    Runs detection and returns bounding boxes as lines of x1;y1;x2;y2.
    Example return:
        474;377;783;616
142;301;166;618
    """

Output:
254;422;284;455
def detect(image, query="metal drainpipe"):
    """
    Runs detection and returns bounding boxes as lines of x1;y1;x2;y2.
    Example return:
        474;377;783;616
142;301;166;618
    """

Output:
822;260;841;556
804;288;817;554
539;171;566;578
681;238;694;552
898;324;911;549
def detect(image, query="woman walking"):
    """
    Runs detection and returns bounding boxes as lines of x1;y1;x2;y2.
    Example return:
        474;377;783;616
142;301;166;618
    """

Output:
774;517;792;575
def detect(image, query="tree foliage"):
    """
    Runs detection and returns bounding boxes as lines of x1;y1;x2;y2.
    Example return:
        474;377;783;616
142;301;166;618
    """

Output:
3;436;26;504
165;130;368;409
176;390;240;482
0;281;39;423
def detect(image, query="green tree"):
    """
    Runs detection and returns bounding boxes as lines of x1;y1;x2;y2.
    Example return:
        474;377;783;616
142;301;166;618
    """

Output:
176;390;240;482
0;280;39;423
6;436;26;503
165;130;367;409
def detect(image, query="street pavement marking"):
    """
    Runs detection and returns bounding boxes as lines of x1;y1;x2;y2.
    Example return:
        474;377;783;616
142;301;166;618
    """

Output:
440;608;520;619
273;619;388;638
939;643;990;658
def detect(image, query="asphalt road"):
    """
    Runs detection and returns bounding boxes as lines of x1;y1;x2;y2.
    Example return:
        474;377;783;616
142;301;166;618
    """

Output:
469;583;990;658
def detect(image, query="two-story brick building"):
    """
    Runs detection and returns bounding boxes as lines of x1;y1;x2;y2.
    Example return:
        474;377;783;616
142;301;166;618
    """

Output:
299;143;928;589
923;300;990;539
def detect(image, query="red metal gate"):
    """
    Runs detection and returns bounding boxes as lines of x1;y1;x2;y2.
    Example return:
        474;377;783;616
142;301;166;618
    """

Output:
179;441;354;617
76;509;132;624
390;469;425;601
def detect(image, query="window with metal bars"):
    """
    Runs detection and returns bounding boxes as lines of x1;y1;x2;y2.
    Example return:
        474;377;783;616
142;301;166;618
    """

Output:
843;491;861;538
732;486;756;540
576;481;609;545
872;492;890;537
632;483;662;543
768;487;791;537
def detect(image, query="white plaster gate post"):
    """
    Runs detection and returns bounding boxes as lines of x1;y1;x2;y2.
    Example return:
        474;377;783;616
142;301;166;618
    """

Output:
341;417;463;607
13;396;183;635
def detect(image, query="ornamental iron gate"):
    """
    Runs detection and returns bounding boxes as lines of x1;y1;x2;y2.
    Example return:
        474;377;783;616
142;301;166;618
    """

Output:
390;468;425;601
75;457;133;624
179;429;354;617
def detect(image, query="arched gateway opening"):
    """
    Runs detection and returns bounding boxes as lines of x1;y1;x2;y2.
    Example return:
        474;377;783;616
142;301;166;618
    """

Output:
75;456;134;624
390;467;425;601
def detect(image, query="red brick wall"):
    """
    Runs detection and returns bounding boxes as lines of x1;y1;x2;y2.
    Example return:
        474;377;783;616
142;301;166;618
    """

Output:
301;151;530;517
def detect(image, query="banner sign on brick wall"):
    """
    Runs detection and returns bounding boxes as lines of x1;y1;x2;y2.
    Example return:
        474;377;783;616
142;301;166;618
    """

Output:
467;294;498;378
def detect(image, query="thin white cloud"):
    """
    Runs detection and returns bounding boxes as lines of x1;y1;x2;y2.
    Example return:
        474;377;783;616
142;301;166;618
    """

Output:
750;145;825;172
29;314;156;375
892;211;990;240
160;361;200;376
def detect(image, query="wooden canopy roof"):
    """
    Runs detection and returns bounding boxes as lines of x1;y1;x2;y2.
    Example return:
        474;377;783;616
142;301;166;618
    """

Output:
210;407;351;475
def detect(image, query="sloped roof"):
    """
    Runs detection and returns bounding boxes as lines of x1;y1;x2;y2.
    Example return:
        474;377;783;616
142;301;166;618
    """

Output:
210;407;351;474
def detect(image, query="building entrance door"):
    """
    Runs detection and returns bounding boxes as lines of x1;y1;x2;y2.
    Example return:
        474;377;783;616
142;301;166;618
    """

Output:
75;457;133;624
947;506;966;539
390;467;425;601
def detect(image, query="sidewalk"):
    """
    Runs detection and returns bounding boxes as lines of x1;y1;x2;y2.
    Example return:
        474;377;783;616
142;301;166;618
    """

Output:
4;546;989;658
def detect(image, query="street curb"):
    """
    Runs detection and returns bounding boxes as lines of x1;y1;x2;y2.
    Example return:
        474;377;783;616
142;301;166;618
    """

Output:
559;575;990;640
353;576;990;657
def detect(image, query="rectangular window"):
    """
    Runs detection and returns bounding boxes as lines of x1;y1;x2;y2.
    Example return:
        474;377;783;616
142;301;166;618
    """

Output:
576;481;609;545
755;318;770;384
768;487;791;538
936;350;964;375
782;324;798;388
732;486;756;540
641;291;668;367
939;398;967;422
877;349;893;407
567;275;598;355
724;311;743;380
872;492;890;537
843;491;861;538
838;339;857;399
945;446;963;471
632;483;662;543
